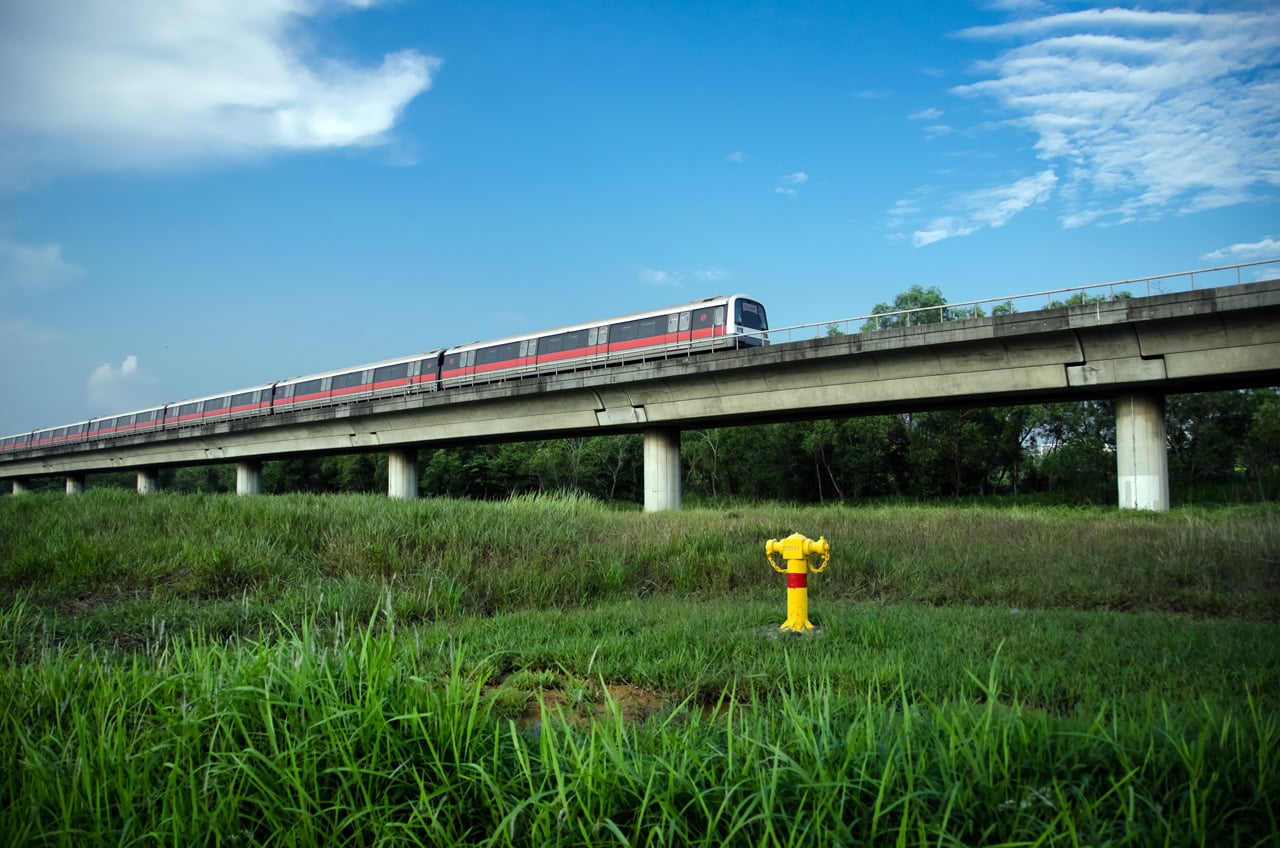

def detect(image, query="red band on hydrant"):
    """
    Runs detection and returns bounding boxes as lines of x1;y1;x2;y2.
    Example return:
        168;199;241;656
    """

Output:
787;573;807;589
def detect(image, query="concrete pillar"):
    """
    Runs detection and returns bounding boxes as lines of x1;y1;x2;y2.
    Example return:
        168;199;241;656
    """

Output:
236;460;263;496
65;474;85;495
643;427;682;512
1115;392;1170;511
137;469;160;495
388;448;418;500
11;479;30;495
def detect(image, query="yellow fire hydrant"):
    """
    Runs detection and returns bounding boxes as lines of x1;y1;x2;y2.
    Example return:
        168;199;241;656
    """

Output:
766;533;831;632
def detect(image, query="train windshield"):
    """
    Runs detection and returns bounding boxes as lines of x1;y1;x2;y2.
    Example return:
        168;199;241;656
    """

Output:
735;299;768;331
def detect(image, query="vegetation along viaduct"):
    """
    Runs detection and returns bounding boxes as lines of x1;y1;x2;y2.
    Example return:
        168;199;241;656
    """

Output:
3;272;1278;512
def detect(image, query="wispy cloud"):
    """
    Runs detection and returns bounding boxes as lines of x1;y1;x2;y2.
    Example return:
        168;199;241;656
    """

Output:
1203;237;1280;262
637;266;730;288
773;172;809;196
726;151;749;163
912;170;1058;246
0;0;439;185
891;4;1280;245
908;108;944;121
0;236;82;292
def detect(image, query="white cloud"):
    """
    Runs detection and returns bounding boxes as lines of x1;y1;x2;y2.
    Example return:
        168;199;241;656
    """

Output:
726;151;749;163
638;266;730;288
910;169;1058;246
639;267;678;287
0;316;63;347
692;267;729;283
908;108;944;121
0;236;83;292
951;6;1280;230
0;0;438;184
773;171;809;195
86;355;159;415
1203;237;1280;262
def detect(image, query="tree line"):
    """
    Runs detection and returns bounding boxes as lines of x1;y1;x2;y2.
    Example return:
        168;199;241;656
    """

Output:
55;285;1280;502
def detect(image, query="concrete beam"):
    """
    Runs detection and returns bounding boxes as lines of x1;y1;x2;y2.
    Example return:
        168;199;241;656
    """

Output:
388;448;418;499
65;474;85;495
1115;392;1170;511
137;469;160;495
643;427;681;512
236;460;262;496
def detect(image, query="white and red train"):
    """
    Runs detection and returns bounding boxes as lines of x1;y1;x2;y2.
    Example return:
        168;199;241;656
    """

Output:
1;295;769;455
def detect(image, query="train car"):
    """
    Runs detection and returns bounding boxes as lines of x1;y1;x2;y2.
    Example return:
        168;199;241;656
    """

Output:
86;405;169;440
30;421;89;449
0;432;32;453
441;294;768;385
271;351;443;412
161;383;277;428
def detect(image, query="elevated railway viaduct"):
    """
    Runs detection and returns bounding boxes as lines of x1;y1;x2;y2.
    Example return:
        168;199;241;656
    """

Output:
3;278;1278;511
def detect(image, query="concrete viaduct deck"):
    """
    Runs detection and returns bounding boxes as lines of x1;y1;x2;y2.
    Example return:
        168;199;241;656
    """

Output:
4;278;1279;510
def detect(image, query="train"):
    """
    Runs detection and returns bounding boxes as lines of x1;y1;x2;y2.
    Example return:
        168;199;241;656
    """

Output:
0;294;769;456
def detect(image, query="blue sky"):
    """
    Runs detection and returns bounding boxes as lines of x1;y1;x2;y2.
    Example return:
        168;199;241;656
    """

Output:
1;0;1277;436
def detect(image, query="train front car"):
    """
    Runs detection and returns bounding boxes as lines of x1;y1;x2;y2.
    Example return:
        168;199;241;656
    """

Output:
440;294;770;387
727;294;769;345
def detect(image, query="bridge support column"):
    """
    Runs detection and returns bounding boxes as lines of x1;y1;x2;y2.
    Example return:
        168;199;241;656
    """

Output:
65;474;85;495
643;427;682;512
137;469;160;495
11;479;30;495
236;461;262;496
1115;391;1170;511
388;448;418;500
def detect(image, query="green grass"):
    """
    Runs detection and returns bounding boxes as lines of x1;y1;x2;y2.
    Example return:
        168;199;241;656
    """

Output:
1;491;1278;845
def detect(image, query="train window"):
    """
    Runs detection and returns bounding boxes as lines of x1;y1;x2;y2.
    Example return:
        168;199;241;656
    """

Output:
613;319;637;342
332;371;365;391
528;339;537;355
137;410;156;423
714;306;725;326
415;359;438;378
544;329;590;355
477;341;522;366
597;326;608;343
294;379;322;398
667;314;679;333
375;363;410;383
206;396;230;411
680;312;691;331
178;402;200;418
736;300;768;331
231;392;255;407
693;310;713;331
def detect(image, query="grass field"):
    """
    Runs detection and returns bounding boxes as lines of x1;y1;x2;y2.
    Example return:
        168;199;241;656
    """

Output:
1;490;1277;846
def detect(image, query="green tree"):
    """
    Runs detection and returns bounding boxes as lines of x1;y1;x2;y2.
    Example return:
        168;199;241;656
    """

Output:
1167;390;1259;482
861;284;948;331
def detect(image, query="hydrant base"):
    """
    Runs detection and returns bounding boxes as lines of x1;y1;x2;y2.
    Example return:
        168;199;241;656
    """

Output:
755;624;825;640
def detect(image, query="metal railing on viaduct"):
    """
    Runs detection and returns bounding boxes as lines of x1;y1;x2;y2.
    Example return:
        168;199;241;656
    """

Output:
3;261;1279;511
